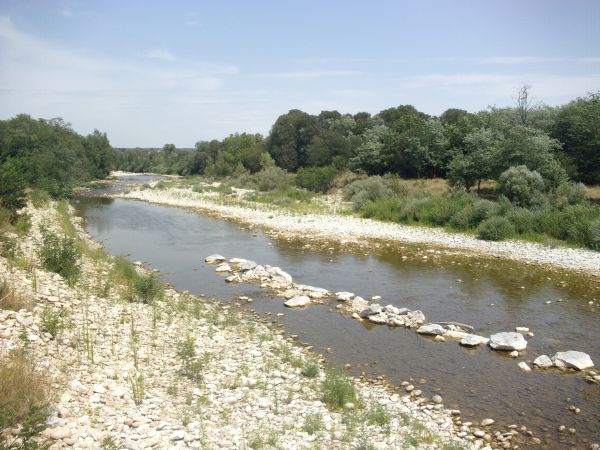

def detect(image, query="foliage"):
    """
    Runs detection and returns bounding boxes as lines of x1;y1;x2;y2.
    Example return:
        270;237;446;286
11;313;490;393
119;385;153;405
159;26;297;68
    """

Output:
38;228;81;284
132;273;163;304
295;166;338;193
344;176;394;211
477;216;515;241
303;413;324;435
0;281;31;311
497;165;546;208
39;306;72;338
176;334;205;384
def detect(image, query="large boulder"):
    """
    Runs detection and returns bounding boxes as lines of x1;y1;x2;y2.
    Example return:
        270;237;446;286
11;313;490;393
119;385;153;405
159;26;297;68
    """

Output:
367;313;388;325
229;258;257;271
459;334;488;347
404;310;426;328
284;296;311;308
215;263;231;272
489;332;528;351
552;351;594;370
205;254;226;264
336;291;355;302
417;324;445;335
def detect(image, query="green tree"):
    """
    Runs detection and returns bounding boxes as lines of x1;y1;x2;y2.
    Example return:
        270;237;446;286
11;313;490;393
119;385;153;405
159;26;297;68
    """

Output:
266;110;317;171
0;159;27;216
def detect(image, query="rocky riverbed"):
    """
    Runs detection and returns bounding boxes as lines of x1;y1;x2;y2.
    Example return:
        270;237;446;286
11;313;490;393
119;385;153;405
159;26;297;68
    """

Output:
0;202;485;448
117;186;600;277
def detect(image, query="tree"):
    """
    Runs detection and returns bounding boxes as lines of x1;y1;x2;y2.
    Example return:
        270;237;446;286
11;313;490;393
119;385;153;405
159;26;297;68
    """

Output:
266;110;317;171
515;84;534;125
552;92;600;183
0;159;27;216
162;143;176;154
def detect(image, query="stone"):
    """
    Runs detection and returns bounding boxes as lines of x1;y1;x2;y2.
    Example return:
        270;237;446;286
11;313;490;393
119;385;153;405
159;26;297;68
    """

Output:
205;254;226;264
533;355;553;368
518;362;531;372
417;324;445;335
481;418;495;426
382;305;400;315
69;379;86;393
215;263;231;273
509;350;519;358
367;313;388;325
92;384;106;394
432;395;443;404
225;275;239;283
489;332;528;351
170;430;185;441
44;426;71;440
335;291;354;301
359;304;382;318
405;310;426;327
284;296;311;308
515;326;530;333
387;316;405;327
460;334;486;347
434;335;446;342
552;351;594;370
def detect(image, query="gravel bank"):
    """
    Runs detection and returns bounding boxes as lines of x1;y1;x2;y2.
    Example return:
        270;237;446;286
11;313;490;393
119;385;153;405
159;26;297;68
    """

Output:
0;202;480;448
119;187;600;277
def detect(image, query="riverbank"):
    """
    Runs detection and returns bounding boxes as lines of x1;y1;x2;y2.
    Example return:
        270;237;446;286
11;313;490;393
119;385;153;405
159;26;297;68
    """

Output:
117;186;600;277
0;202;478;448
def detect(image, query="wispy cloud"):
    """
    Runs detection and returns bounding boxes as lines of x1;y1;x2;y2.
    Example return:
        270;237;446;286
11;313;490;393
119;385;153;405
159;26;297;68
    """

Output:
256;70;361;80
434;56;600;65
145;49;175;61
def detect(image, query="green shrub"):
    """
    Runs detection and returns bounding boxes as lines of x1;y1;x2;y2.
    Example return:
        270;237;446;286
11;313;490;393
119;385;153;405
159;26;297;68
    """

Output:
497;165;546;208
449;199;498;230
505;207;535;234
552;182;587;207
321;371;357;410
40;305;72;338
132;273;163;304
366;403;391;427
29;190;50;208
345;176;393;212
303;413;324;435
0;235;17;259
302;362;319;378
296;166;338;193
39;229;81;284
589;218;600;250
477;216;515;241
254;167;291;191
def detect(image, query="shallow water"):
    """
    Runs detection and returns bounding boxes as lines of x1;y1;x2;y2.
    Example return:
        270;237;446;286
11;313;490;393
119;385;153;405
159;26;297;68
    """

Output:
74;186;600;448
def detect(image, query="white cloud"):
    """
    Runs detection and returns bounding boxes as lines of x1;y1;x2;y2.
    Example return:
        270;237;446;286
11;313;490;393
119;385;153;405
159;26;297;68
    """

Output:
145;49;175;61
256;70;361;80
434;56;600;65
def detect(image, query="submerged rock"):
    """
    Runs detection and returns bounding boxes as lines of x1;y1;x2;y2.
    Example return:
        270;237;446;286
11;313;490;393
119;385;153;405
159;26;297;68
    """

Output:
518;361;532;372
284;296;311;308
552;351;594;370
404;310;426;328
205;254;226;264
417;324;445;335
489;332;528;351
215;263;231;273
533;355;553;368
367;312;388;325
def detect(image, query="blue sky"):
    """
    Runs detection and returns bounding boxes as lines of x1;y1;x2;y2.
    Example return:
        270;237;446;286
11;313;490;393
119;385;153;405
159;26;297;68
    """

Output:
1;0;599;147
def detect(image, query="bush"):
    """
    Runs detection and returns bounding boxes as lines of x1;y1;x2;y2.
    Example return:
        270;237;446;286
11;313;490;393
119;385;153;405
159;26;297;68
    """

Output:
0;281;31;311
132;273;163;304
29;190;50;208
344;176;393;211
505;207;535;234
552;182;587;207
254;167;291;191
39;229;81;284
449;199;499;230
589;218;600;250
477;216;515;241
296;166;337;193
497;165;546;208
321;371;358;410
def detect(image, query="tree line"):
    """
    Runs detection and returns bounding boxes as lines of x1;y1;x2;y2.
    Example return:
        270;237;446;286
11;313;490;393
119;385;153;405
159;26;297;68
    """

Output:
0;114;115;220
115;90;600;188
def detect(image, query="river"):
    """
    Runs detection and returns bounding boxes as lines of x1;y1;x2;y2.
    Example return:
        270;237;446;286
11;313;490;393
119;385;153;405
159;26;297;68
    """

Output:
74;178;600;449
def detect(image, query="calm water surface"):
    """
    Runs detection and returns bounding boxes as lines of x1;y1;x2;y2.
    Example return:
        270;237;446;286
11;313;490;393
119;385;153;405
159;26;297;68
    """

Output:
75;186;600;449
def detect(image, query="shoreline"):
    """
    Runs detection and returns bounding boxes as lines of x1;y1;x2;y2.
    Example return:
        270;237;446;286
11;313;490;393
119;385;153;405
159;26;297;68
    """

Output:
0;201;481;448
116;186;600;278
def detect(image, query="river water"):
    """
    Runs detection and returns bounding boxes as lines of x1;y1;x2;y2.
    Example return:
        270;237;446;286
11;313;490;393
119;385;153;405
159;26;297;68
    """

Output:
74;179;600;449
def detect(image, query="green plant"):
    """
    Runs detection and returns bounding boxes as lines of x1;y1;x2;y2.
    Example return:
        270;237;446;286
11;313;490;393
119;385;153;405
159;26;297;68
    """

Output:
321;371;358;410
477;216;515;241
302;362;319;378
0;281;31;311
132;273;163;304
589;218;600;250
40;306;72;338
100;436;120;450
29;190;50;208
296;166;338;193
177;334;206;384
38;228;81;284
366;403;391;428
0;235;18;259
345;176;393;212
128;374;144;405
497;165;546;208
303;413;324;435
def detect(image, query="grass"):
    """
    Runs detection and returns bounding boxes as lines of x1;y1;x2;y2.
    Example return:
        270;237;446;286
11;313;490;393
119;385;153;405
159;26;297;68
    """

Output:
321;370;358;410
0;280;32;311
38;226;81;285
0;348;49;449
303;412;324;435
366;402;391;429
39;305;72;338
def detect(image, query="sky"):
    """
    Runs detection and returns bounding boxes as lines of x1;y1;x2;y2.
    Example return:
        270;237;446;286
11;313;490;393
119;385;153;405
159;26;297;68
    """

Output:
1;0;599;147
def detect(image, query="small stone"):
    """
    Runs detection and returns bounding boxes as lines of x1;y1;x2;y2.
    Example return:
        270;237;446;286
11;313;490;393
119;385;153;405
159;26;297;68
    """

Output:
552;351;594;370
92;384;106;394
434;335;446;342
518;362;531;372
432;395;442;404
405;384;415;392
44;427;71;440
533;355;553;368
489;332;527;351
284;296;311;308
170;430;185;441
205;254;226;264
515;327;529;333
481;418;495;426
474;430;486;438
509;350;519;358
417;324;445;335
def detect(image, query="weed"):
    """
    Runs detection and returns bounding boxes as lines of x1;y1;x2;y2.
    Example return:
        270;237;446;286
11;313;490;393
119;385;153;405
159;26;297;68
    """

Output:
40;305;72;339
128;374;144;405
302;362;319;378
321;371;358;410
0;281;31;311
303;413;324;435
132;273;163;304
38;227;81;284
366;403;391;431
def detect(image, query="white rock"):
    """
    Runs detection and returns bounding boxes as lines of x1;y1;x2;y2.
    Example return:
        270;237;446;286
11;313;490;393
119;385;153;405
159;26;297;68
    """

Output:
533;355;553;368
44;426;71;440
170;430;185;441
205;254;226;264
215;263;231;273
489;332;528;351
515;326;530;333
552;351;594;370
92;384;106;394
335;291;354;301
284;296;311;308
417;324;445;335
459;334;486;347
518;362;531;372
359;304;382;318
